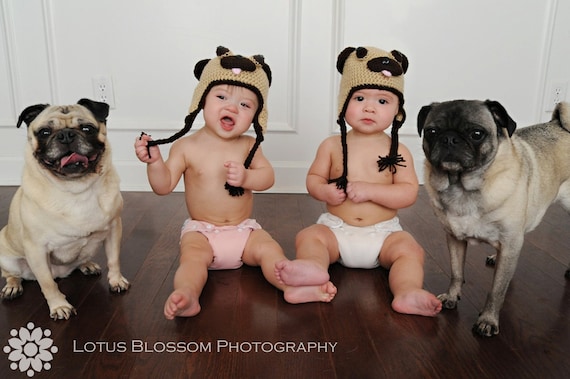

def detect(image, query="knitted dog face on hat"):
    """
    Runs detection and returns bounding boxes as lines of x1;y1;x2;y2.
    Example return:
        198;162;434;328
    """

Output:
146;46;272;196
330;46;409;191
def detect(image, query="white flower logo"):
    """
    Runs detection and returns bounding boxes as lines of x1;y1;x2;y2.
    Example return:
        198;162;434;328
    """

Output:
3;322;58;377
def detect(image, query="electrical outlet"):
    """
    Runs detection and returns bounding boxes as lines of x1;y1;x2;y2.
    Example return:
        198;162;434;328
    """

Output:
92;76;116;108
545;82;567;112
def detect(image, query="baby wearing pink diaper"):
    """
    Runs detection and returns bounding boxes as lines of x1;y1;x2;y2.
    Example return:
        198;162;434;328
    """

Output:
180;218;262;270
134;47;335;319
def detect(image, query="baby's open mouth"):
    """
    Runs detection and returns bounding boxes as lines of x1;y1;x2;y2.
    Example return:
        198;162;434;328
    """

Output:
221;116;235;130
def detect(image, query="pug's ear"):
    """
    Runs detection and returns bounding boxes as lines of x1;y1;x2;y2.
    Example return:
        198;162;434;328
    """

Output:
16;104;50;128
417;103;437;136
77;98;109;123
484;100;517;137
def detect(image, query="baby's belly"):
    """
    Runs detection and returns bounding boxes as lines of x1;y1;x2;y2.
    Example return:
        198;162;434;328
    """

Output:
327;201;397;227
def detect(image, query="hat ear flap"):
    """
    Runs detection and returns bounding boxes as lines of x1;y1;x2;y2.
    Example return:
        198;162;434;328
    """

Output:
194;59;210;80
336;47;355;74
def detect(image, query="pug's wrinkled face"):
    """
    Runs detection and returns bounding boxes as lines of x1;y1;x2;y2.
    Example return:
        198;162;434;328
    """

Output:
17;99;109;179
418;100;503;174
26;103;108;178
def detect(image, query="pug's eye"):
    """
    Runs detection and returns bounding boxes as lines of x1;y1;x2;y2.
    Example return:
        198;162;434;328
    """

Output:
37;128;52;138
81;124;97;135
424;128;438;137
470;129;486;141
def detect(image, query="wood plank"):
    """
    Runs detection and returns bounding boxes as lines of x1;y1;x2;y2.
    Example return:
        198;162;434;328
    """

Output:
0;187;569;378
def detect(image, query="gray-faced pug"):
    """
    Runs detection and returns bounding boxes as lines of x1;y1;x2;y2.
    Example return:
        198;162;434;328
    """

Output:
417;99;570;336
0;98;130;320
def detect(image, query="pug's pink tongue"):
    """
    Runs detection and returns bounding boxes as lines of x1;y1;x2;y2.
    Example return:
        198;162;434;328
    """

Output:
60;153;88;168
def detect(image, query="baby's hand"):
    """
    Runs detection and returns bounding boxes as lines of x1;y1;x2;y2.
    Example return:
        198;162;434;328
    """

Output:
224;161;246;187
324;182;347;205
346;181;370;203
134;133;161;163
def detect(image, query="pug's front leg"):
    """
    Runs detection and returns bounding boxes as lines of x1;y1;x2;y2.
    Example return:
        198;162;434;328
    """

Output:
473;241;522;337
104;217;130;293
437;233;467;309
26;249;76;320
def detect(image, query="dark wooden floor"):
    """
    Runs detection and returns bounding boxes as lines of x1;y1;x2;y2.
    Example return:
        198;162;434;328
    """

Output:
0;186;569;378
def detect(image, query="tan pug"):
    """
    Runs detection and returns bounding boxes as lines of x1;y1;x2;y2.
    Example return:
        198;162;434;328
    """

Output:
417;100;570;337
0;98;130;320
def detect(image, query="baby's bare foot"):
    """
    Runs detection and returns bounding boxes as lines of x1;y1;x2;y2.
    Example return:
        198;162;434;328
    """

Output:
275;260;329;286
164;290;201;319
391;289;442;317
283;281;337;304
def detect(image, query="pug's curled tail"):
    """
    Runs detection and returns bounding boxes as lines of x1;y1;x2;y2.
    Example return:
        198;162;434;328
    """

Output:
553;102;570;133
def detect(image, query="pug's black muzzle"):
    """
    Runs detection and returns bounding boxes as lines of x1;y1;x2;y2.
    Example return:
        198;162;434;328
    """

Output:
36;128;105;178
426;131;479;172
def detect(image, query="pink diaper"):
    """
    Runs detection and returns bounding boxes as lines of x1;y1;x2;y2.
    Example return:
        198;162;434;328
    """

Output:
180;218;262;270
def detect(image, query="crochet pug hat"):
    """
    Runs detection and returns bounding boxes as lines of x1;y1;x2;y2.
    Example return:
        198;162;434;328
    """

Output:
145;46;272;196
331;46;409;191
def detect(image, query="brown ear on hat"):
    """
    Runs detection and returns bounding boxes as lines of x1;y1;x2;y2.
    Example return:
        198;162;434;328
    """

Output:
192;46;230;79
216;46;230;56
391;50;409;74
253;55;272;86
336;47;356;74
194;59;210;80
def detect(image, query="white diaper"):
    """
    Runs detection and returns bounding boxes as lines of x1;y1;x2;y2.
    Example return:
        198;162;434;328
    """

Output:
317;213;403;269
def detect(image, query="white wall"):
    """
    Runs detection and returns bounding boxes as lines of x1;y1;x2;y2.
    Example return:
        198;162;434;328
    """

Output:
1;0;568;192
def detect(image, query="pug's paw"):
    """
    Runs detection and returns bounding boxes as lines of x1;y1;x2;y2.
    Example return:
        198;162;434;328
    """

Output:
0;277;23;300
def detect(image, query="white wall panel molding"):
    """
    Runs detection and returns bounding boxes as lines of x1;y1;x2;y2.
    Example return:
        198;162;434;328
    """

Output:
284;0;301;134
329;0;343;134
41;0;60;104
0;0;19;127
536;0;558;121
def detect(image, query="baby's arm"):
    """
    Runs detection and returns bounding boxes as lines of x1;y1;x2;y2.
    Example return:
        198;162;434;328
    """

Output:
306;139;346;206
134;134;185;195
225;146;274;191
345;143;418;209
